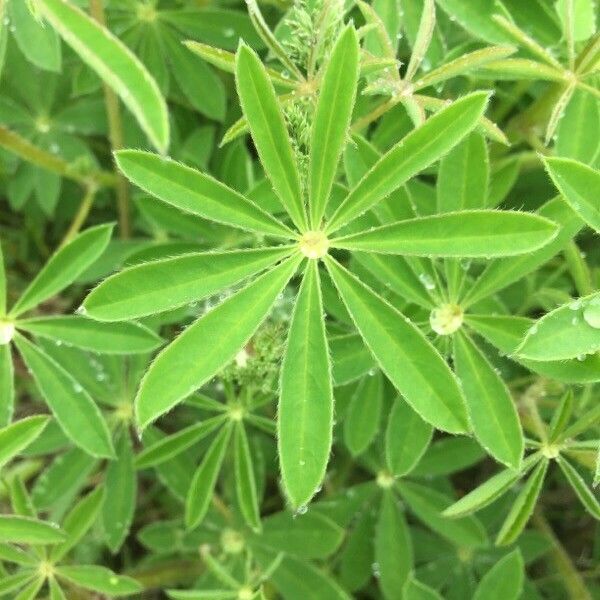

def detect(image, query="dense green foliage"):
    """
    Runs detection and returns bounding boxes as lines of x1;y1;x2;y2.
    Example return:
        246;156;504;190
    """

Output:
0;0;599;598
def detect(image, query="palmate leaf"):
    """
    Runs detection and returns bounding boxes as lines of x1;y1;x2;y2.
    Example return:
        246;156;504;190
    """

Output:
331;210;558;257
325;257;469;433
135;254;302;430
14;334;114;458
235;44;307;231
516;292;600;361
279;261;333;508
83;247;294;321
309;26;360;227
0;346;15;425
10;224;114;318
453;331;524;469
543;157;600;233
115;151;294;239
38;0;169;153
326;92;490;233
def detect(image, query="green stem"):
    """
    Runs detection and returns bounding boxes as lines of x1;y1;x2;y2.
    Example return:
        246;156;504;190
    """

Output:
532;510;592;600
0;126;115;188
563;242;593;297
89;0;131;239
59;185;98;248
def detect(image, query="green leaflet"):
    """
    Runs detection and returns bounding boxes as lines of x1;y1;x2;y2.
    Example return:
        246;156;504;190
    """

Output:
375;491;413;599
344;371;383;456
385;397;433;477
37;0;169;153
339;509;375;591
516;292;600;361
10;224;113;318
115;151;294;239
0;572;37;597
183;41;297;90
397;480;488;548
330;333;377;385
49;579;67;600
403;577;443;600
83;247;293;321
332;210;558;257
8;0;61;72
55;565;142;597
543;157;600;233
185;423;232;529
496;459;549;546
50;487;105;563
466;314;600;383
0;515;65;545
557;456;600;519
309;26;359;227
454;331;523;469
32;448;98;511
17;316;162;354
325;257;469;433
163;28;225;122
463;198;583;306
437;132;489;212
136;254;301;430
0;415;49;471
14;334;114;459
136;416;226;469
434;0;511;44
253;547;351;600
234;421;261;531
326;92;490;232
253;511;343;558
473;549;524;600
235;44;306;231
412;437;485;477
103;432;136;553
444;453;542;518
279;261;332;508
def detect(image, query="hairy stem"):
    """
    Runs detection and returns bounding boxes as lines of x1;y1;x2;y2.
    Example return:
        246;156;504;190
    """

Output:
0;127;115;188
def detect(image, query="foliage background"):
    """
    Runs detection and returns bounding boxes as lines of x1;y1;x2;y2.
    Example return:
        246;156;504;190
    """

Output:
0;0;599;599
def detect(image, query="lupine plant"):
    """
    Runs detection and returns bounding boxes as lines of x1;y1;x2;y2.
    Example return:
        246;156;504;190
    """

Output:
0;0;599;598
